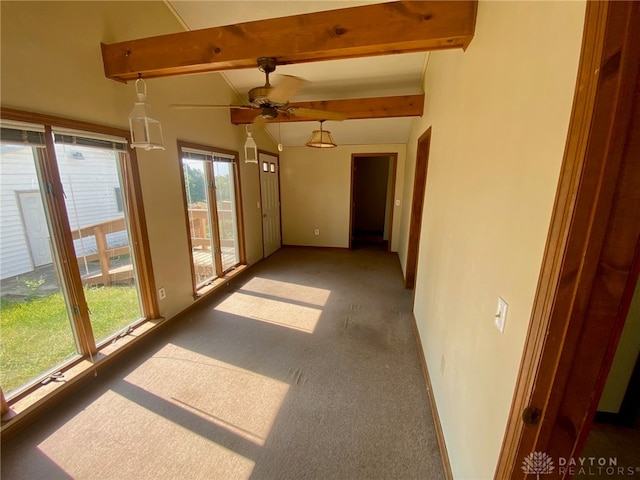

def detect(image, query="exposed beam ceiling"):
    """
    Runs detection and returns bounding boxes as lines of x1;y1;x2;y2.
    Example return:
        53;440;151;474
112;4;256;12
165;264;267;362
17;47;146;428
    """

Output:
228;94;424;124
101;1;477;82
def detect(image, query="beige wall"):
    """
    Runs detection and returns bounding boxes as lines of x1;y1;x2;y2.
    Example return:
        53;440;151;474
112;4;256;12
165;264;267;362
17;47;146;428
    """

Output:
1;1;275;320
280;145;406;251
399;1;586;477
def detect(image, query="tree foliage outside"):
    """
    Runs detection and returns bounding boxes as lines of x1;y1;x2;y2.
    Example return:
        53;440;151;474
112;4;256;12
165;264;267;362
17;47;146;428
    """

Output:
183;163;231;205
184;163;206;204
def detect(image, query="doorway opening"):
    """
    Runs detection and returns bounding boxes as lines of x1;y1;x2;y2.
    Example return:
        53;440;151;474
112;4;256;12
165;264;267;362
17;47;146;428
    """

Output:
405;127;431;289
350;154;396;251
583;276;640;468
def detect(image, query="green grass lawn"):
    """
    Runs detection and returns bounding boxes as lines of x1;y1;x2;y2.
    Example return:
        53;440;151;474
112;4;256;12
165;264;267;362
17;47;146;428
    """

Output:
0;286;140;394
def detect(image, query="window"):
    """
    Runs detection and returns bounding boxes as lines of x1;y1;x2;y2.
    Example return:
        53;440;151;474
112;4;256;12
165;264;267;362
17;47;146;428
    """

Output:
0;114;156;399
114;187;124;212
179;142;244;293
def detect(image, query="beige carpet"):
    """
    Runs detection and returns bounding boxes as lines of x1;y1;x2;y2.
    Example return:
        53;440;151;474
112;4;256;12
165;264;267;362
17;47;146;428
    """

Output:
1;247;445;480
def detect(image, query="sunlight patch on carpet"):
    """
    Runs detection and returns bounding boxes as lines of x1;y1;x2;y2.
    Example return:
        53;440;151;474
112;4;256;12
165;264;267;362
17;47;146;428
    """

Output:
124;343;290;447
36;386;257;479
240;277;331;307
215;291;323;333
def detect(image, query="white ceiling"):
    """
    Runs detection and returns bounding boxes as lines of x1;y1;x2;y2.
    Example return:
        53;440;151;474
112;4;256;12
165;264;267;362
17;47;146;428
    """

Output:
165;1;427;147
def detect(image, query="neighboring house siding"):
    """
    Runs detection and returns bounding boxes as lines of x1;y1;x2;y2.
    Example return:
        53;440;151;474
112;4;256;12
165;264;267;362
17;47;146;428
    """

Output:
0;146;41;279
1;145;127;280
55;146;127;258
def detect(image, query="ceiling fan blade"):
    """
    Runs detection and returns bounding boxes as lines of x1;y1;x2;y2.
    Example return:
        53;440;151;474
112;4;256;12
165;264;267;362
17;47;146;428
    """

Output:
170;104;253;110
268;75;308;105
288;107;347;121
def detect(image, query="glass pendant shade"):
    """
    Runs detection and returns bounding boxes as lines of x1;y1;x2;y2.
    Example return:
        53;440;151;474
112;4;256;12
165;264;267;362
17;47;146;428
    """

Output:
128;79;165;151
305;122;336;148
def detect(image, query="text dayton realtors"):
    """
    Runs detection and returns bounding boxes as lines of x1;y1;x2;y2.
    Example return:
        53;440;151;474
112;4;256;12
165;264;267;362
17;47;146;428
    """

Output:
558;456;638;477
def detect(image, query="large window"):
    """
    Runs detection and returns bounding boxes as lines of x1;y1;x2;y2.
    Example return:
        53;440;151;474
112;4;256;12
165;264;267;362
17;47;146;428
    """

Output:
0;115;155;398
179;142;244;293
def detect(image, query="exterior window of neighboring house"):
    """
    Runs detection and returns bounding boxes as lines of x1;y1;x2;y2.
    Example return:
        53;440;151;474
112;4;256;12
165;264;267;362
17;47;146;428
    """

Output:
114;187;124;212
178;141;245;294
0;116;156;400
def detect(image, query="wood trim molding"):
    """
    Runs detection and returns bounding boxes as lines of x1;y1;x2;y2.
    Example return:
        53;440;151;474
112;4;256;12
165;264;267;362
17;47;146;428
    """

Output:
177;141;199;295
120;149;159;319
0;108;130;139
229;95;425;124
404;127;431;289
101;2;477;82
411;314;453;480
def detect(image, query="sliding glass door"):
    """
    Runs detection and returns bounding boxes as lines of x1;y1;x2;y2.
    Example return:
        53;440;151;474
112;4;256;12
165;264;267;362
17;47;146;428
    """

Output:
179;142;244;294
0;118;152;397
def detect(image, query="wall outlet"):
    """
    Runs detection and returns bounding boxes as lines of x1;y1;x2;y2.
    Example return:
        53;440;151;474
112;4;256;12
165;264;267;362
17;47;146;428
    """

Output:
495;297;508;333
158;287;166;300
314;229;320;236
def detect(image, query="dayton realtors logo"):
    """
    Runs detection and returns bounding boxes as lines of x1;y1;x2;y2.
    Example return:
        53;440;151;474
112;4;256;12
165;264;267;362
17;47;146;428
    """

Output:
521;452;554;479
522;452;640;478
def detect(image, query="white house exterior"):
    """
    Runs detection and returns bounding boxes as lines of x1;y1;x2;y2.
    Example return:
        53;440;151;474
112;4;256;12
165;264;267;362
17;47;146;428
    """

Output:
1;142;128;281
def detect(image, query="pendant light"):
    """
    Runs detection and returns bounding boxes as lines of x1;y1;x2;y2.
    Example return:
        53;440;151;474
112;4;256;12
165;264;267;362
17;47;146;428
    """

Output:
277;122;283;152
128;76;165;151
244;124;258;163
305;120;337;148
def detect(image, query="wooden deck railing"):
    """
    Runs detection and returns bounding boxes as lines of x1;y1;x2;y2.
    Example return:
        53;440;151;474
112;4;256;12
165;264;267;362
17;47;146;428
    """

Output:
70;217;132;286
188;206;236;249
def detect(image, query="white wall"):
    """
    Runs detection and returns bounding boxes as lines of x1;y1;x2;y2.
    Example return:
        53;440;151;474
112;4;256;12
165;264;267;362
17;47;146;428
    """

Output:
398;1;586;477
280;144;406;250
0;1;275;319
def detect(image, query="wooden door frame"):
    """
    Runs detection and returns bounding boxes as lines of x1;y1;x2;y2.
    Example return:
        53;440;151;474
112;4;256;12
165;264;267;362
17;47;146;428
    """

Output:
404;127;431;289
348;153;397;252
495;1;640;477
258;150;282;259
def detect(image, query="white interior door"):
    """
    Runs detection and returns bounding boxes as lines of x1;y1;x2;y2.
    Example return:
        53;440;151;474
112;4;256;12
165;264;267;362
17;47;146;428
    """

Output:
259;152;281;258
18;190;52;267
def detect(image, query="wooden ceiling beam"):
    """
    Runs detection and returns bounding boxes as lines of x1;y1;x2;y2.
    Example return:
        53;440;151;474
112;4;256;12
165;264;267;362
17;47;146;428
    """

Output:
229;94;424;124
101;1;477;82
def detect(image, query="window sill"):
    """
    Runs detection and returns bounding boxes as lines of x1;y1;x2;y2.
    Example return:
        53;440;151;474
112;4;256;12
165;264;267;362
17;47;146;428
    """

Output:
1;316;166;438
194;264;248;299
2;262;255;440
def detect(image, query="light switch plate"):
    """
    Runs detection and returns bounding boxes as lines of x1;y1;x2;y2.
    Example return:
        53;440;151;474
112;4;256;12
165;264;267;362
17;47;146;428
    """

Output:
495;297;507;333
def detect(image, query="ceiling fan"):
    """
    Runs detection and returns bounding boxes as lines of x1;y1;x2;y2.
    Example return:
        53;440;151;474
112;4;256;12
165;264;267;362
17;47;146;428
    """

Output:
170;57;347;123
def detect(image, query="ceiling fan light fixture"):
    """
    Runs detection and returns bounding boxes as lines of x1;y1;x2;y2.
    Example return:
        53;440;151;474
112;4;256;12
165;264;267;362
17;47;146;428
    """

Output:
261;106;278;120
306;121;337;148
